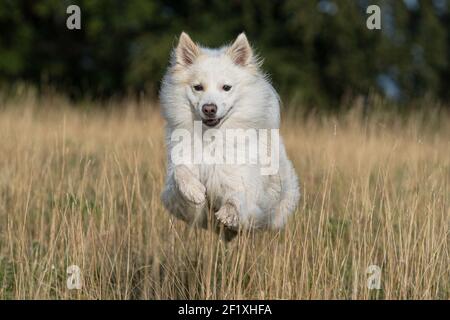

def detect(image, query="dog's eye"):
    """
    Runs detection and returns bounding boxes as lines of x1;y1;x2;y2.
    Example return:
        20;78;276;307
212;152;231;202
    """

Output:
223;85;232;92
193;84;203;91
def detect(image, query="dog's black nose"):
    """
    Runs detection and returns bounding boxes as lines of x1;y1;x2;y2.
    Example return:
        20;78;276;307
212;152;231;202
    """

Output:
202;103;217;117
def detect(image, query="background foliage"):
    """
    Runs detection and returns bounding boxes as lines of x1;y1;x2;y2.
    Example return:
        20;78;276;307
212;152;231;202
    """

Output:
0;0;448;109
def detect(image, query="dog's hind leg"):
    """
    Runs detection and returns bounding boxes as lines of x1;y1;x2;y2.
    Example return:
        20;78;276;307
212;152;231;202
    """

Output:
269;158;300;229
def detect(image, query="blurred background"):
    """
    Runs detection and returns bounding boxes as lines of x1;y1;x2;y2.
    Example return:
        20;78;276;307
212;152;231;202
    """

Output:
0;0;448;110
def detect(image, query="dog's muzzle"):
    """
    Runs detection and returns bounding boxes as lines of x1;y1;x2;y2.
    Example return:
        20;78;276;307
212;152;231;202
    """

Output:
202;118;221;127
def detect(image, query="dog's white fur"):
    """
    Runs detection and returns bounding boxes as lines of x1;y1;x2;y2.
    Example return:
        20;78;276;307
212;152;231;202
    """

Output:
160;32;300;233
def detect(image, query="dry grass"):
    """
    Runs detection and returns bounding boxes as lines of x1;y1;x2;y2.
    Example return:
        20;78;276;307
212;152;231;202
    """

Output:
0;94;448;299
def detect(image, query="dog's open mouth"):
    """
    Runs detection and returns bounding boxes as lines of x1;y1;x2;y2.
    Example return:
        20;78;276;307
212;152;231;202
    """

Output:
202;118;221;127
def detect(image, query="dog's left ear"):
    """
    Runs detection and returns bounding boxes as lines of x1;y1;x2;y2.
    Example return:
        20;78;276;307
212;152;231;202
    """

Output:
175;32;200;67
227;33;253;67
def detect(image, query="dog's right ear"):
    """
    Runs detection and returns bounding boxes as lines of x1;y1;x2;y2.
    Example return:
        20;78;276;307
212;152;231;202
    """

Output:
175;32;200;67
227;33;253;67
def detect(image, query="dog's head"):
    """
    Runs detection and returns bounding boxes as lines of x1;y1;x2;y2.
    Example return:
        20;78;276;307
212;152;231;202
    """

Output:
164;32;264;128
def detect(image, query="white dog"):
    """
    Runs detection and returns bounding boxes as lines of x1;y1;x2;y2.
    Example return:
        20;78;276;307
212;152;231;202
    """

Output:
160;32;299;238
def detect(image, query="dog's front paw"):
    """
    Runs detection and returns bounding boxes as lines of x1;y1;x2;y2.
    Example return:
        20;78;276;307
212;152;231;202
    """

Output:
215;203;239;230
174;165;206;205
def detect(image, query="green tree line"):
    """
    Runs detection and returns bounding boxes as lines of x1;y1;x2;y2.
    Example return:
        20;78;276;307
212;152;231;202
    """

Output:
0;0;448;109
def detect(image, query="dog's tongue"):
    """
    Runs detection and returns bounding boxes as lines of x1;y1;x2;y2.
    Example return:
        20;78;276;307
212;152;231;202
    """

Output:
203;118;220;127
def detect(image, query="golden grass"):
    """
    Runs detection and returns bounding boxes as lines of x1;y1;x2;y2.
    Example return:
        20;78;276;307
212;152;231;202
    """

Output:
0;94;448;299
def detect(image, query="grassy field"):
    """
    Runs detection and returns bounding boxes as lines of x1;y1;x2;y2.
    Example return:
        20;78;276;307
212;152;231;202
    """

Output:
0;94;448;299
